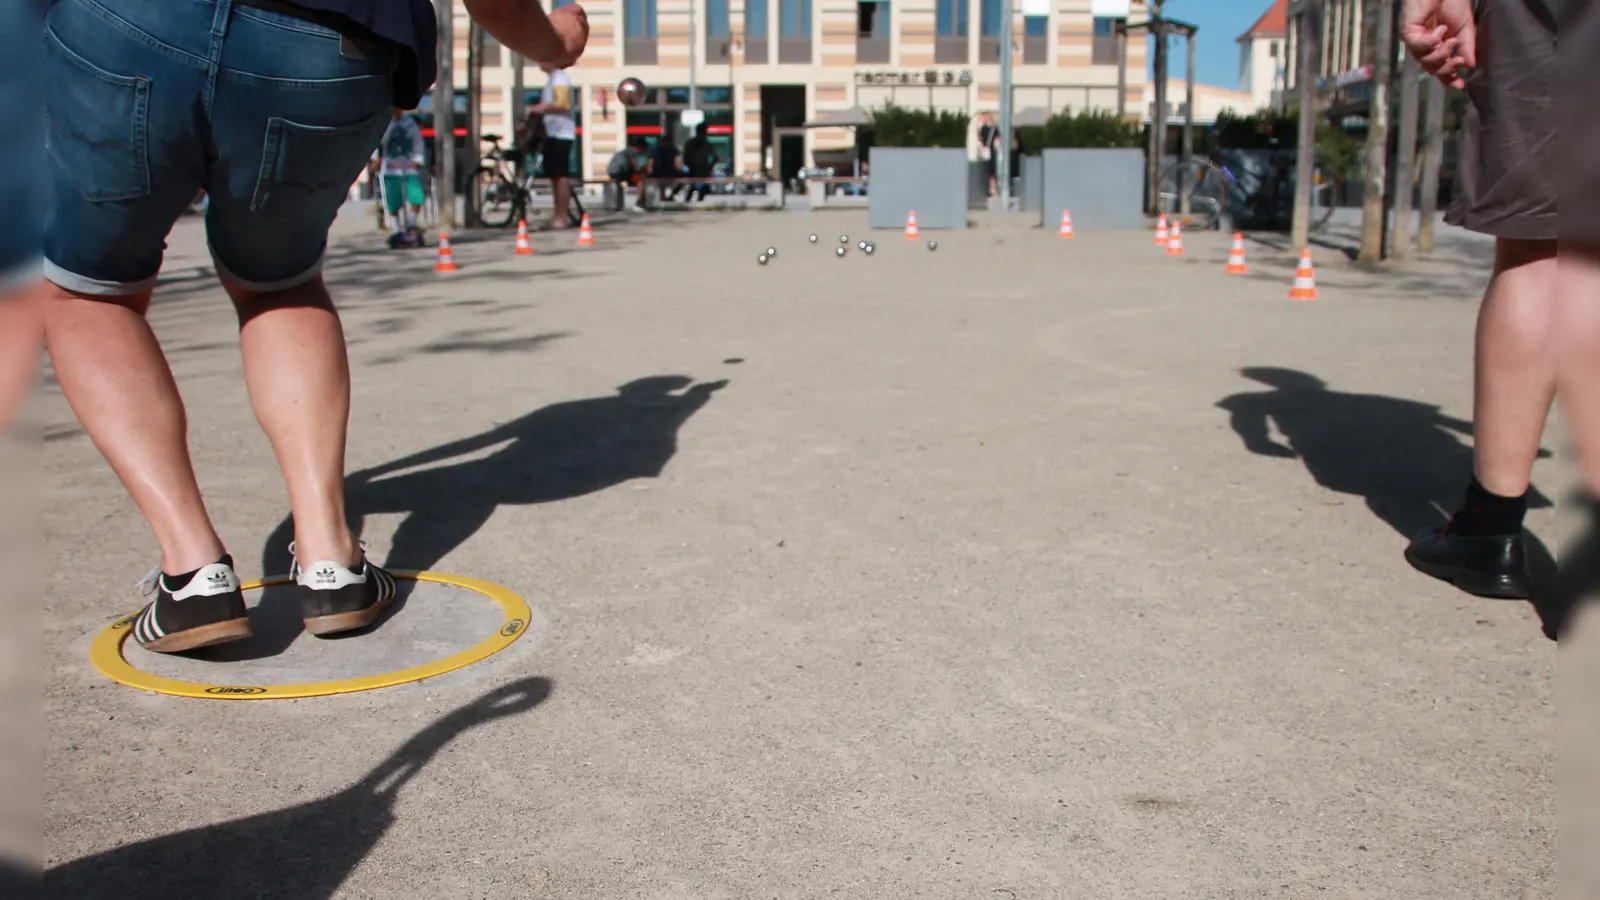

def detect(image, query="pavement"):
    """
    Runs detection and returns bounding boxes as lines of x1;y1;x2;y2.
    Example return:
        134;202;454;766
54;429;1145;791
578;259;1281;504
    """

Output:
37;205;1562;898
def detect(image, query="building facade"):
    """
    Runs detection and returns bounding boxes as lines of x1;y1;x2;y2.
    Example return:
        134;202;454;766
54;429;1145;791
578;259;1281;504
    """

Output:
1236;0;1286;111
433;0;1150;182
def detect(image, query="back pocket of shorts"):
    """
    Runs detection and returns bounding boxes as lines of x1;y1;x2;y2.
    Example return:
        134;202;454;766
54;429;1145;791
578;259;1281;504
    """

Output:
43;26;150;203
251;114;386;228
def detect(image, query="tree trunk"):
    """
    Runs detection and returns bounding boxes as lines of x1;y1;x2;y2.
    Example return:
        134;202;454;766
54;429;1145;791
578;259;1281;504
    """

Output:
1357;0;1394;262
433;0;456;230
1417;77;1445;253
1391;55;1419;260
464;21;483;228
1290;1;1323;251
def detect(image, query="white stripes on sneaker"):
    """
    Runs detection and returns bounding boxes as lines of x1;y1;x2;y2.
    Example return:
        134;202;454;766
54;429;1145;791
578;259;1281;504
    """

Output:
134;602;166;644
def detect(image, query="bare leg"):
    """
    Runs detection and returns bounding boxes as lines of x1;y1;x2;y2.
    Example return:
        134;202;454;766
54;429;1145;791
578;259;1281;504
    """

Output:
552;176;572;226
1474;238;1560;496
0;287;41;433
42;286;225;574
226;275;360;569
1557;245;1600;496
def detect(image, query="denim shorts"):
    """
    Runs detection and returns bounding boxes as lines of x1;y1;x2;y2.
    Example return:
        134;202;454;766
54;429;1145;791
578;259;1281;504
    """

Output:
0;1;45;290
43;0;398;296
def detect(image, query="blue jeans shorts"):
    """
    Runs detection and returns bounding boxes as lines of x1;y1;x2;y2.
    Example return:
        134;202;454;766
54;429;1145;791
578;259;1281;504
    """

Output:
43;0;397;297
0;0;45;290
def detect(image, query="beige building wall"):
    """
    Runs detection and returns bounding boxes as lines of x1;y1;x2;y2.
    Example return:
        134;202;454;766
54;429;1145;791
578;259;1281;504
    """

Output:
443;0;1151;181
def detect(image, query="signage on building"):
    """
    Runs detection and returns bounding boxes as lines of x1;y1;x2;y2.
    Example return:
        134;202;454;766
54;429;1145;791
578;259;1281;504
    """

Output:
1317;65;1373;91
856;70;973;86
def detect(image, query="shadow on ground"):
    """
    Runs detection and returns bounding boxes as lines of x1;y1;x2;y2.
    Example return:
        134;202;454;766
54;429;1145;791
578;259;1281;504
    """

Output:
43;677;552;900
1218;367;1562;637
223;377;726;659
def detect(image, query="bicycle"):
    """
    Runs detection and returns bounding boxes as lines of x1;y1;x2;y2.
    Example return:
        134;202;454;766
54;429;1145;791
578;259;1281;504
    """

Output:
1157;152;1341;233
471;133;586;229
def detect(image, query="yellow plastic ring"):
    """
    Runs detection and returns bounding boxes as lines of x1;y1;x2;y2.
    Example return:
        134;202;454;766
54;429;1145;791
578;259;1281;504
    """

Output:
89;571;533;700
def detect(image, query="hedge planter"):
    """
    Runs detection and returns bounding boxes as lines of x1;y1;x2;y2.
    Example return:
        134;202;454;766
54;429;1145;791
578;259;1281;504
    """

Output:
868;147;969;230
1040;148;1145;229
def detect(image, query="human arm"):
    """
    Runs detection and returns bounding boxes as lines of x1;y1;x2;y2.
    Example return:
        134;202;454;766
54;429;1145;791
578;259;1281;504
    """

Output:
463;0;589;67
1399;0;1476;88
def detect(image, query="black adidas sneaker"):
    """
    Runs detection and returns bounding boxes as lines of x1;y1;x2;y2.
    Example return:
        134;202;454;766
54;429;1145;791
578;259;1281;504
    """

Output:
292;547;398;637
130;555;252;653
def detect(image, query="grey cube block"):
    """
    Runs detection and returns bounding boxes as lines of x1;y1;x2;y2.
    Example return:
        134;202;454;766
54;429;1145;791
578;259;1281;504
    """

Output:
1040;148;1145;229
868;148;969;230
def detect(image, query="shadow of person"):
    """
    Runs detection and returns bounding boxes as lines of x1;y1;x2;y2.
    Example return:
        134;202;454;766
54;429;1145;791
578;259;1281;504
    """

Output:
233;377;727;658
1549;499;1600;640
1218;368;1562;634
43;677;553;899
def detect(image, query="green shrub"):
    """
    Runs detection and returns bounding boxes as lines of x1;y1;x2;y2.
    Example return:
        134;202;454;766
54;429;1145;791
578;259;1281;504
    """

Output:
870;103;971;148
1039;109;1143;149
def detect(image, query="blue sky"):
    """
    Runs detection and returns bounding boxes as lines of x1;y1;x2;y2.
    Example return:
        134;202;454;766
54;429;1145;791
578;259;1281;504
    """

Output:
1148;0;1272;91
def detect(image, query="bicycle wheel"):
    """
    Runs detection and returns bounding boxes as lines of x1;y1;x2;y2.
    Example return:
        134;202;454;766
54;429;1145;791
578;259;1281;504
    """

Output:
1157;158;1228;230
475;168;520;229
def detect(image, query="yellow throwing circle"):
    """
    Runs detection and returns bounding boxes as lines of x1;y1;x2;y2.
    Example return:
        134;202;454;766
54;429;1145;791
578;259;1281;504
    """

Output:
89;571;532;700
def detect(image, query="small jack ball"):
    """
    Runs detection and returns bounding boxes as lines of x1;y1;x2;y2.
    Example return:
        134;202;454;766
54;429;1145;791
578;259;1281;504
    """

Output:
927;240;938;251
766;247;777;257
809;234;818;243
836;247;847;257
758;254;768;265
839;235;849;244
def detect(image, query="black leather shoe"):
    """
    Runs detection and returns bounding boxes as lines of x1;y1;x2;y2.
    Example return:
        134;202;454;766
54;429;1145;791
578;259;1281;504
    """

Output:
1405;524;1531;599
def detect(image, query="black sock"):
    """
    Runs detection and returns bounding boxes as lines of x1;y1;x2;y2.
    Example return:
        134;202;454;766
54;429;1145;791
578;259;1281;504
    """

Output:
162;554;234;592
1449;478;1527;537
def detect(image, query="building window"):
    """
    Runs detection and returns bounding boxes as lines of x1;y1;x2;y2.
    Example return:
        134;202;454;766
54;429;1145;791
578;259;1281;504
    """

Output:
746;0;769;63
552;0;574;6
481;34;502;67
706;0;731;62
978;0;1001;62
779;0;812;63
1023;14;1047;64
1091;16;1118;66
936;0;968;63
626;0;658;64
857;1;890;64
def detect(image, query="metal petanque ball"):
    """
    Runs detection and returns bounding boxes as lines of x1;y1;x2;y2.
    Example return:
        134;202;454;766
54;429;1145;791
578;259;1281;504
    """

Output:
839;235;849;244
809;234;818;243
857;241;867;250
927;240;938;251
766;246;777;257
836;247;847;257
864;243;875;255
758;254;768;265
616;77;648;108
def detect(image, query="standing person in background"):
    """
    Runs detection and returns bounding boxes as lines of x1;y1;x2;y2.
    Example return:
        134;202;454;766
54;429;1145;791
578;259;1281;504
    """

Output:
36;0;587;653
1397;0;1581;602
977;112;999;198
379;109;428;245
529;60;577;229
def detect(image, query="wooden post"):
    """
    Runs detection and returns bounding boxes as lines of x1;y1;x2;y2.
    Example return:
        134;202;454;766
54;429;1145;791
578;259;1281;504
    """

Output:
1416;77;1445;253
1356;0;1393;262
1390;54;1419;260
433;0;456;230
1290;0;1322;251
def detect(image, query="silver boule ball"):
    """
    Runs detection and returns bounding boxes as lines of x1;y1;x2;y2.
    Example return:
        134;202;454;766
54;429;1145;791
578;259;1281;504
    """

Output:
839;235;849;244
809;234;818;242
758;254;768;265
836;247;846;257
858;241;867;250
927;240;938;251
864;243;875;254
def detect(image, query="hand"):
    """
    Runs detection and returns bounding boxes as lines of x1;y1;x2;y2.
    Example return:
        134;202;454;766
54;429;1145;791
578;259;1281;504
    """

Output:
548;4;589;67
1400;0;1476;88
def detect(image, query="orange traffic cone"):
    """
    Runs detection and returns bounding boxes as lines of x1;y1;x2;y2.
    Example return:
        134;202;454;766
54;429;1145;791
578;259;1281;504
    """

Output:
1289;249;1318;300
434;230;458;273
514;219;534;255
1165;222;1184;256
904;210;920;240
1057;210;1075;239
1154;214;1169;245
1224;232;1248;273
577;214;594;247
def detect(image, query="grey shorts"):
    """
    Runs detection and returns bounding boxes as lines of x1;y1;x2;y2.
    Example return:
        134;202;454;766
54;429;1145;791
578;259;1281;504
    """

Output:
1446;0;1557;241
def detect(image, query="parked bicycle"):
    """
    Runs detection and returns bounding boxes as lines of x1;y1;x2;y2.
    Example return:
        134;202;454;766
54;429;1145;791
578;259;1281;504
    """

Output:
470;134;585;229
1157;153;1341;233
